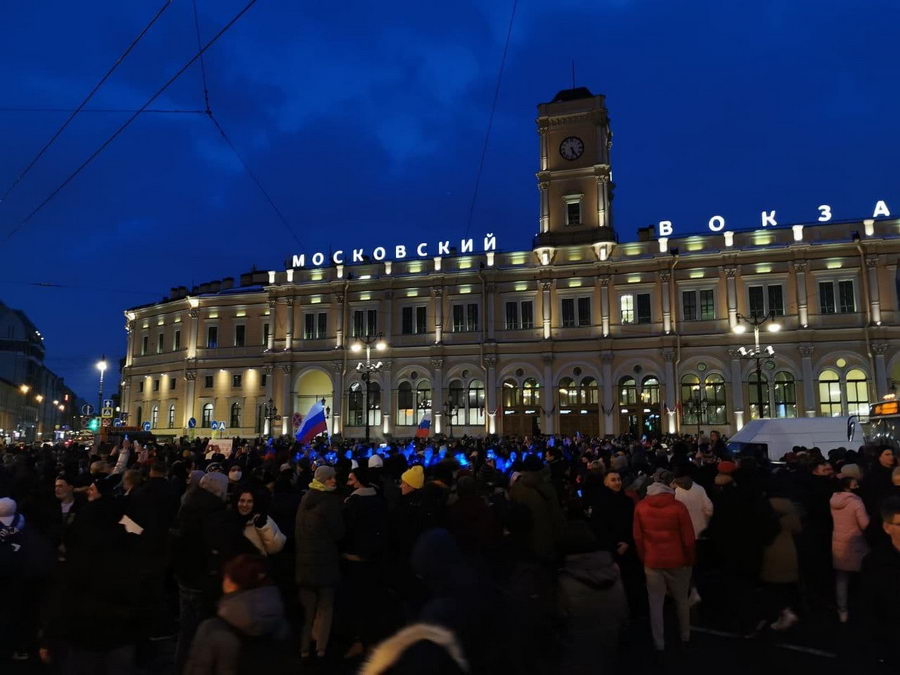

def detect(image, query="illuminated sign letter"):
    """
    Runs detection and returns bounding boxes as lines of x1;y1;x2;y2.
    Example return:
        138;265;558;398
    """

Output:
760;210;777;227
817;204;832;222
372;247;386;261
311;252;325;267
873;200;891;218
291;254;305;268
708;215;726;232
659;221;673;237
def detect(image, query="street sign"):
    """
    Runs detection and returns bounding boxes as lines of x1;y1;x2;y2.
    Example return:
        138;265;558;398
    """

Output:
113;419;123;427
103;399;113;409
142;421;151;432
188;417;196;429
218;422;227;431
210;421;219;431
101;418;111;428
101;407;114;418
81;404;94;416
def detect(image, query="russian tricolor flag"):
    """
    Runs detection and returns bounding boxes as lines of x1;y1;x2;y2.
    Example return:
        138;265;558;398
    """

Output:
414;413;431;438
296;401;328;444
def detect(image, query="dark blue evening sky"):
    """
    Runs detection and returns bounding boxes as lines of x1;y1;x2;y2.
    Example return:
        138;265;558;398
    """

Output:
1;0;897;400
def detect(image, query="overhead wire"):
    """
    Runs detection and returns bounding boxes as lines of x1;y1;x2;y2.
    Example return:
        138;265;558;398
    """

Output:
0;0;173;205
0;107;206;114
463;0;519;239
1;0;259;245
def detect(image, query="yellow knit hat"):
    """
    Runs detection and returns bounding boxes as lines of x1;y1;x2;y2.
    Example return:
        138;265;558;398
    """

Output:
401;465;425;490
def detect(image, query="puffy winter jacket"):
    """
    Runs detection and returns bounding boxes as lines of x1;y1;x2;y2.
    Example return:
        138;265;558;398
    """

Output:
830;491;870;572
633;484;695;569
294;488;345;588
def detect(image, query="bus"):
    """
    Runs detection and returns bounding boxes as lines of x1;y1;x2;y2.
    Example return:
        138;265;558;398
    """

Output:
860;397;900;452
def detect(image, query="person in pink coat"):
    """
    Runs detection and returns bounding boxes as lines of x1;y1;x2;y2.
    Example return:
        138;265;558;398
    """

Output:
830;475;870;623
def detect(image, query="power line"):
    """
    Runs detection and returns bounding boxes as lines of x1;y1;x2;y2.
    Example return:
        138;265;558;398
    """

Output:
464;0;518;238
0;279;161;298
0;0;173;205
0;107;205;114
192;0;213;113
1;0;259;245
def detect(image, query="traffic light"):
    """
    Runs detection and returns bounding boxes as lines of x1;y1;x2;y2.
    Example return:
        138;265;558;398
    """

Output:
87;417;100;432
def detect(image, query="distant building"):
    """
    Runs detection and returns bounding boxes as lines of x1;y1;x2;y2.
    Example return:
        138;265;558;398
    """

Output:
0;301;77;441
121;88;900;439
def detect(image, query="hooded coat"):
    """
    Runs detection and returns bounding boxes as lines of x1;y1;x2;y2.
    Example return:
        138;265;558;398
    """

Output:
184;585;291;675
830;490;870;572
294;487;345;588
632;483;695;569
509;467;565;562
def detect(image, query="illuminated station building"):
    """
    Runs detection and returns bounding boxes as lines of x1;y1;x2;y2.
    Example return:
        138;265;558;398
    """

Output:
121;88;900;440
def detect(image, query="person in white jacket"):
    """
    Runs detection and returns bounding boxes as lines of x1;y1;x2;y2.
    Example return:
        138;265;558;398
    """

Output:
673;472;714;606
236;490;286;556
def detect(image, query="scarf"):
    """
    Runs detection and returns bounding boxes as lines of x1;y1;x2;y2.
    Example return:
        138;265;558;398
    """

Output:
309;479;335;492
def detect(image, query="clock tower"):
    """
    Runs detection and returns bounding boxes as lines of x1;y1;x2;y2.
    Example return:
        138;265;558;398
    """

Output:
534;87;614;248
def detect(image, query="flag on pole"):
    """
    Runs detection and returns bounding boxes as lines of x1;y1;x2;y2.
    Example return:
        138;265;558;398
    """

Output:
296;400;328;444
415;413;432;438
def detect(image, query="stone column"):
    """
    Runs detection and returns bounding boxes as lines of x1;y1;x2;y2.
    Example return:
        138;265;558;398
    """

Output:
284;298;295;351
188;307;200;358
659;270;672;334
793;260;809;328
382;290;393;341
432;288;443;344
263;365;273;435
601;352;614;434
542;354;554;434
334;293;345;348
724;266;738;329
484;355;497;434
662;350;676;433
430;358;444;435
330;360;343;436
486;283;496;341
538;177;550;233
267;301;276;350
873;343;890;398
184;369;196;429
599;276;610;337
799;345;815;417
595;170;611;230
728;349;746;430
542;281;552;340
380;359;392;436
867;255;881;325
121;378;131;421
280;364;292;435
125;319;135;368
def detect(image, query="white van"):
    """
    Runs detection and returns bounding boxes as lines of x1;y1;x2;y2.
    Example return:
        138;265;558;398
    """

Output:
726;417;863;460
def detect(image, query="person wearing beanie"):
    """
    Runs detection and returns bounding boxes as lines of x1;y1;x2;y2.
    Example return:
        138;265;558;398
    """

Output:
295;464;344;660
510;453;566;563
633;479;695;652
367;454;384;469
401;465;425;493
200;472;229;501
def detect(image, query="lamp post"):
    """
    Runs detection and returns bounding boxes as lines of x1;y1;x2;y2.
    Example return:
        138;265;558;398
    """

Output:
686;388;708;444
96;356;108;416
263;398;278;438
733;311;780;419
351;333;386;443
443;400;457;439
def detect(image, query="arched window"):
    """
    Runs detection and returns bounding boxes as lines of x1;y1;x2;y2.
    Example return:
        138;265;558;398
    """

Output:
151;405;159;429
467;380;485;425
367;382;382;426
522;378;541;406
559;377;576;407
415;380;432;424
201;402;214;428
748;371;769;420
818;370;842;417
774;372;797;418
640;376;660;405
705;374;727;424
230;402;241;429
845;369;869;415
136;406;143;426
397;382;414;426
168;403;176;428
448;380;464;425
501;379;520;408
618;377;636;406
348;382;364;426
580;377;598;405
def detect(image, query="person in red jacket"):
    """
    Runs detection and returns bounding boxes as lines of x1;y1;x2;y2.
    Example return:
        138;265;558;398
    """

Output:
633;473;696;653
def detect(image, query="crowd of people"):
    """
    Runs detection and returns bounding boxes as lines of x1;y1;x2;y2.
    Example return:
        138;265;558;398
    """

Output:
0;428;898;674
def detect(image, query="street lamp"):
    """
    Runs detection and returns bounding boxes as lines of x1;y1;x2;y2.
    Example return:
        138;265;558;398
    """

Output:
263;398;278;438
685;388;708;443
733;311;780;419
352;333;386;443
443;399;458;439
96;356;108;415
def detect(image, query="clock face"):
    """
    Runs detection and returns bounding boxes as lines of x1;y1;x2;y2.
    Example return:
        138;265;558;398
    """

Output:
559;136;584;160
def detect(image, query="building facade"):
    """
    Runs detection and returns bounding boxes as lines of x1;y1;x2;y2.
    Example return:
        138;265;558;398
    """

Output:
121;88;900;440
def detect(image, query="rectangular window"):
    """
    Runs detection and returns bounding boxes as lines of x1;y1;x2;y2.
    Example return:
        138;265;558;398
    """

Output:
682;290;715;321
263;323;270;346
521;301;534;328
566;201;581;225
153;379;160;392
562;298;576;327
232;374;242;387
170;377;176;390
621;293;650;324
838;280;855;313
207;326;218;348
234;325;245;347
620;295;634;324
682;290;697;321
819;282;836;314
174;329;181;351
636;294;651;324
416;306;427;334
699;289;715;320
261;373;267;388
204;375;213;388
139;381;144;393
577;297;592;326
451;303;478;332
403;306;427;334
318;312;327;338
304;313;327;339
352;309;377;337
402;307;413;335
562;297;592;327
157;333;164;354
505;301;518;329
141;335;148;355
749;284;783;317
819;280;855;314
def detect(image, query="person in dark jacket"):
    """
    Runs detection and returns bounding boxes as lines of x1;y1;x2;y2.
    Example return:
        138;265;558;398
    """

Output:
446;475;501;557
295;465;344;660
341;465;389;658
184;554;292;675
860;496;900;670
509;456;565;564
172;471;255;673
